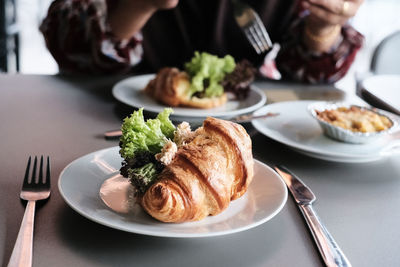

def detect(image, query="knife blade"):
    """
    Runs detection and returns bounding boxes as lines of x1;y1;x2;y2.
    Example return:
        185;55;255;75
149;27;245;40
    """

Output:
274;165;351;267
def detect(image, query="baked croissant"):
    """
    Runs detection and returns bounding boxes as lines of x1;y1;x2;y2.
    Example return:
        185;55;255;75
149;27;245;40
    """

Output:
141;117;254;223
144;67;228;109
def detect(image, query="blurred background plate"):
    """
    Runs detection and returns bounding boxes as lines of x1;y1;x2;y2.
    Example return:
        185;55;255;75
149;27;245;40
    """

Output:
112;74;266;123
358;74;400;115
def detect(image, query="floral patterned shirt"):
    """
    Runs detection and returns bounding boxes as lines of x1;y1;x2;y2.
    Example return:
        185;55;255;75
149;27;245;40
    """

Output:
40;0;364;83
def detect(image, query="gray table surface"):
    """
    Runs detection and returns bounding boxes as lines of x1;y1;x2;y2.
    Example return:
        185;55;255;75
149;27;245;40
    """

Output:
1;74;400;267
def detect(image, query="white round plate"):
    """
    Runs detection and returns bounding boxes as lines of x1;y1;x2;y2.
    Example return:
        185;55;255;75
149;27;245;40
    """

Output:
361;74;400;114
112;74;266;120
252;100;400;163
58;146;287;238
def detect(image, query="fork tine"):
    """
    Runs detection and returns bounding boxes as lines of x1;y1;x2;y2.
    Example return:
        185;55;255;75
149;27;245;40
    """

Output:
248;20;272;54
244;27;261;53
232;0;273;55
46;156;51;187
38;155;44;184
251;23;269;53
23;156;32;186
254;13;273;50
253;21;272;52
246;10;265;53
246;26;263;54
31;156;38;183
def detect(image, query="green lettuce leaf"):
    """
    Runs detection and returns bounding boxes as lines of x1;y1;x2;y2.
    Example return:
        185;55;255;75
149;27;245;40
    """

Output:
184;51;236;98
119;108;175;160
156;108;175;138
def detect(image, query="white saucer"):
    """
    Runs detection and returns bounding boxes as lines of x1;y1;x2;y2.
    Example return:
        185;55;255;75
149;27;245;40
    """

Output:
252;100;400;163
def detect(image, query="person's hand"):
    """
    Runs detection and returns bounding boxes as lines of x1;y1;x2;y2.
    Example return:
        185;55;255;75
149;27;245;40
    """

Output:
301;0;363;52
302;0;363;33
119;0;179;12
109;0;179;39
149;0;179;10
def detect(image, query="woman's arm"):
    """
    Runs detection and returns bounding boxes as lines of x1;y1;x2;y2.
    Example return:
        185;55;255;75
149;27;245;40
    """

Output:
40;0;178;74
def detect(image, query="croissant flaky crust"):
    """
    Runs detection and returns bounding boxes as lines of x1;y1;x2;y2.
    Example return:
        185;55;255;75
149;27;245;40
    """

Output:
144;67;228;109
141;117;254;223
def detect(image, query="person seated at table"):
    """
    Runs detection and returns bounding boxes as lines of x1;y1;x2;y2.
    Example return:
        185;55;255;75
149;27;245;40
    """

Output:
40;0;364;83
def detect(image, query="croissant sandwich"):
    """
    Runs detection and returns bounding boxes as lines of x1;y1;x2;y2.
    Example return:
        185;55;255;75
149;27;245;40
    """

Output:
144;67;228;109
119;108;254;223
143;52;256;109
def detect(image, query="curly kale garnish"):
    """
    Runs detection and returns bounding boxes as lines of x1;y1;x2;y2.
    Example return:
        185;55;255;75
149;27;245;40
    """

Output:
128;162;162;196
120;150;165;196
120;150;155;178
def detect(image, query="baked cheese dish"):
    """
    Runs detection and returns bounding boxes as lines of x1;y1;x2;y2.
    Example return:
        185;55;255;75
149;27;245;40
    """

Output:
316;106;392;133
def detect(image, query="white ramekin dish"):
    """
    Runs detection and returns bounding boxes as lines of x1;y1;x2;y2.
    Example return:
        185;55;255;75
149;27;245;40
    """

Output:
308;102;398;144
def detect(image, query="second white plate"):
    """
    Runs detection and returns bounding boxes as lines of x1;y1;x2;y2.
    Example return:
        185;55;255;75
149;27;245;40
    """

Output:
252;100;400;163
112;74;266;120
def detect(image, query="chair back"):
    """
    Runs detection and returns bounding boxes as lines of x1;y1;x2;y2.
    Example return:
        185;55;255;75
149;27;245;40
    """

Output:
0;0;19;73
370;30;400;75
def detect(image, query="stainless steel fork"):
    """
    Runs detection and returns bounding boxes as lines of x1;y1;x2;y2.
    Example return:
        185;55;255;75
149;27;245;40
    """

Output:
8;156;51;267
232;0;273;54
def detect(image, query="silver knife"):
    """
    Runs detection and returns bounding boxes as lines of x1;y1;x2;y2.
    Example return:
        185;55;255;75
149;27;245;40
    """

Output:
274;165;351;267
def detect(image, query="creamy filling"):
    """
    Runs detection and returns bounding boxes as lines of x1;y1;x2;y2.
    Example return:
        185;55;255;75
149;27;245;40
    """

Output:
99;175;137;213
